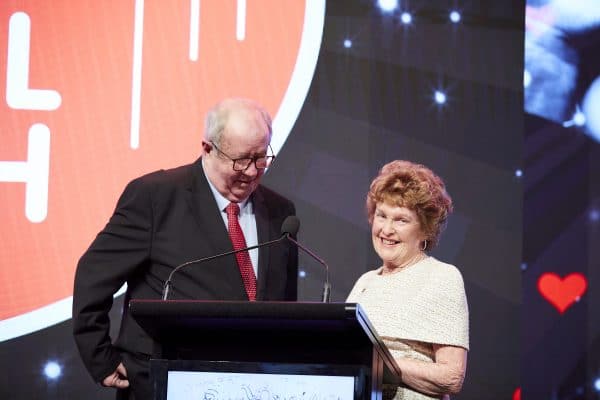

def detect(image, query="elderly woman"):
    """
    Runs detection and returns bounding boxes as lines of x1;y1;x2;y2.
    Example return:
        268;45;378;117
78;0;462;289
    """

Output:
347;160;469;400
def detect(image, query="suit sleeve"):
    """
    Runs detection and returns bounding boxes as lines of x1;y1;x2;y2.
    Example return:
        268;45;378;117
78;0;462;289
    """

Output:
72;177;153;382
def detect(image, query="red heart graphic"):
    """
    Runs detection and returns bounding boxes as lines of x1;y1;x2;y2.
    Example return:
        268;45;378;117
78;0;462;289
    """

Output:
537;273;587;314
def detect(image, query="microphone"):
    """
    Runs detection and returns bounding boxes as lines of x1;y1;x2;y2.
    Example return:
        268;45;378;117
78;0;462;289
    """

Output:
162;228;288;300
281;216;331;303
280;215;300;237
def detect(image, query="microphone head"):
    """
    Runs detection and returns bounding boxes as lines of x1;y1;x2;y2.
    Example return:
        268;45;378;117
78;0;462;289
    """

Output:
281;216;300;237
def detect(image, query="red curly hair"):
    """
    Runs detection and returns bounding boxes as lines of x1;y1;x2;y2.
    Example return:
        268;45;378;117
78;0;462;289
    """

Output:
366;160;453;249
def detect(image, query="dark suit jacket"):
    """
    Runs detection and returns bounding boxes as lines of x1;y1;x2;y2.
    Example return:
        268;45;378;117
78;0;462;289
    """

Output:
72;158;298;382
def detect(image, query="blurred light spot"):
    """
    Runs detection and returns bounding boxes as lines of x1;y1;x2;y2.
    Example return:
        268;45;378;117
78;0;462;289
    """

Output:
299;270;306;278
582;76;600;142
515;169;523;178
524;69;531;88
573;109;586;127
594;377;600;392
400;12;412;24
590;209;600;222
377;0;398;13
44;361;61;380
434;90;446;105
521;263;528;271
563;107;587;128
343;39;352;48
449;10;461;23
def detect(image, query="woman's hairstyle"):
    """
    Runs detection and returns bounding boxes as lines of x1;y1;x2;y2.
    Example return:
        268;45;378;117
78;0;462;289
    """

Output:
366;160;453;249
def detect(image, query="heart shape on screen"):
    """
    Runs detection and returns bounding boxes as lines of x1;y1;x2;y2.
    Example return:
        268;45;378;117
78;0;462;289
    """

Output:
512;387;520;400
537;272;587;314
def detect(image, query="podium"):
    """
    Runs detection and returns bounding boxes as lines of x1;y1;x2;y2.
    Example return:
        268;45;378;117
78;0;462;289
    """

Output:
130;300;401;399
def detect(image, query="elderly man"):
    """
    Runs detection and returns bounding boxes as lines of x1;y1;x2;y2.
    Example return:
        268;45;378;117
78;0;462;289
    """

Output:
73;98;298;399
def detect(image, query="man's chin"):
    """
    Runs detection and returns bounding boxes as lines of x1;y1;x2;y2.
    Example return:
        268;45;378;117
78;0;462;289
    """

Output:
230;184;256;201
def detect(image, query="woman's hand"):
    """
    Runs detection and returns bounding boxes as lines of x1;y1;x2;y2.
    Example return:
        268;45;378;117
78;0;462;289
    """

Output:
396;345;467;396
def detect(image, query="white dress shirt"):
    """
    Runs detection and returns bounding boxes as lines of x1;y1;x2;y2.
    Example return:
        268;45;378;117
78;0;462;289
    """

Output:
202;161;259;276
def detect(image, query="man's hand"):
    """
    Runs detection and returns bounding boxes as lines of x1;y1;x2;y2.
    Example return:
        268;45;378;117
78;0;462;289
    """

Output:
102;362;129;389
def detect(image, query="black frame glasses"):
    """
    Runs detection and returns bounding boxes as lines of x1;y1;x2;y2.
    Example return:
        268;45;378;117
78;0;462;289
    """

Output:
210;141;275;171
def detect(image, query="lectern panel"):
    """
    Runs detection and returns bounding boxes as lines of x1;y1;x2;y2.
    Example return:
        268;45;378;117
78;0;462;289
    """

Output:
151;360;368;400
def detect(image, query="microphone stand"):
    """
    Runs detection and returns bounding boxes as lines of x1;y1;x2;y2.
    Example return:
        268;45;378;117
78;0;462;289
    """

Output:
162;219;332;303
162;235;286;300
284;233;331;303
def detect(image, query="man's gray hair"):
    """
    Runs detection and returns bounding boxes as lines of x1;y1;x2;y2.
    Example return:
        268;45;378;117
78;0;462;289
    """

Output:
204;98;272;145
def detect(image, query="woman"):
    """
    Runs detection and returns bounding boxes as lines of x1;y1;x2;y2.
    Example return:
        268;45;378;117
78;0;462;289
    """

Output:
347;160;469;400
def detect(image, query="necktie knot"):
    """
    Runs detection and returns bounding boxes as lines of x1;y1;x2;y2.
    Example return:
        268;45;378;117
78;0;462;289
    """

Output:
226;202;240;217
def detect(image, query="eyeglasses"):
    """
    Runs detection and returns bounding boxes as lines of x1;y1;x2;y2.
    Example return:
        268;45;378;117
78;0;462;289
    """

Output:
210;141;275;171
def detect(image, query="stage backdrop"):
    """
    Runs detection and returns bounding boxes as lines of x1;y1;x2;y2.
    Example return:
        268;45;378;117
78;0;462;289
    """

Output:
1;1;524;398
523;0;600;399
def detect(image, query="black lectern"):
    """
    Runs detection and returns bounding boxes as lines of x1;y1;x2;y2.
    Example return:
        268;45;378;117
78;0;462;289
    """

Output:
130;300;401;399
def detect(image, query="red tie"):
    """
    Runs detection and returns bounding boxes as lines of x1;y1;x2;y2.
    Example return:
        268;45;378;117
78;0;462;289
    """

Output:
226;202;257;300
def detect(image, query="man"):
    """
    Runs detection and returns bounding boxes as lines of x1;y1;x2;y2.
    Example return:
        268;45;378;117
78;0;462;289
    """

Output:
72;98;298;399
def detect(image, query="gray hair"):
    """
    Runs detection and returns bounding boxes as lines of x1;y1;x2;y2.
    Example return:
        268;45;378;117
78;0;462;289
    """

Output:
204;98;272;146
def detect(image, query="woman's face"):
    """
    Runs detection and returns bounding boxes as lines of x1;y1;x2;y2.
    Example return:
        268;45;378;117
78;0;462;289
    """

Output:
371;202;426;268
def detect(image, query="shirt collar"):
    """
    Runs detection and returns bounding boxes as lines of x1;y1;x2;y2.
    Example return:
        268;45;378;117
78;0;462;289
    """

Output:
202;158;251;213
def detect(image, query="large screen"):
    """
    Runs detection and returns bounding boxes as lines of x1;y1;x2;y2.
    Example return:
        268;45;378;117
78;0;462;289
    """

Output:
523;0;600;398
1;1;524;399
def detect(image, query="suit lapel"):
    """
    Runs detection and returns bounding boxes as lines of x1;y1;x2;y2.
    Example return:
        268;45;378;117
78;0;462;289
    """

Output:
185;159;270;300
185;159;235;257
184;159;254;299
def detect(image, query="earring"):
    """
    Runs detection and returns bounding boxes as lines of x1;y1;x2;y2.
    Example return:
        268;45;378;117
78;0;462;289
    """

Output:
421;240;428;251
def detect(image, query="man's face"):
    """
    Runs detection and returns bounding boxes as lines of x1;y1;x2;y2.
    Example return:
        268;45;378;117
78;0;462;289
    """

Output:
204;107;271;202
